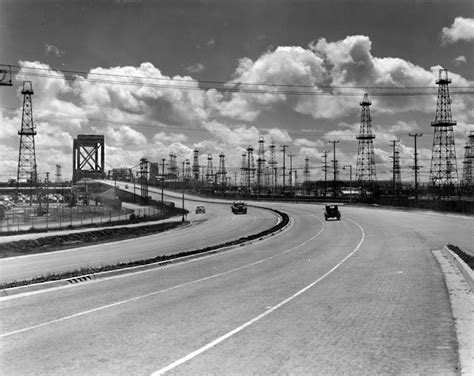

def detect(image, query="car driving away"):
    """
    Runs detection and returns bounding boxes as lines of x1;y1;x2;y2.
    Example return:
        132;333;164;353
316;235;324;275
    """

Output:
195;205;206;214
231;201;247;214
324;204;341;221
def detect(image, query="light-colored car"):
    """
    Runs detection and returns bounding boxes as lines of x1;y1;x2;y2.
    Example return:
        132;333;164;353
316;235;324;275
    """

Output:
195;205;206;214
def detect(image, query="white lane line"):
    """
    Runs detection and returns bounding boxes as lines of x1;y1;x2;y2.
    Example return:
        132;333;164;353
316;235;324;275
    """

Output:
0;215;323;338
151;217;364;376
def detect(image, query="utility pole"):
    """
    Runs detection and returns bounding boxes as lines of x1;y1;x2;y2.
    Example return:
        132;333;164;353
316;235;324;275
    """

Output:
409;133;423;200
329;141;340;198
322;151;329;198
281;145;288;191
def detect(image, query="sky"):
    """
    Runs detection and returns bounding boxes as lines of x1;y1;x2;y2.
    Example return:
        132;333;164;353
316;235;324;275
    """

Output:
0;0;473;183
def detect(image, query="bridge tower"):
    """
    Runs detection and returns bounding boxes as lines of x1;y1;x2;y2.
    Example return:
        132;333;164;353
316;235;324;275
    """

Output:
17;81;38;184
72;134;105;183
355;93;376;184
429;69;458;188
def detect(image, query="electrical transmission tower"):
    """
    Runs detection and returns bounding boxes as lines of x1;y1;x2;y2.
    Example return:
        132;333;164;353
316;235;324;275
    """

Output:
355;93;376;184
390;140;402;193
217;152;227;185
462;131;474;188
429;69;458;188
192;149;200;181
256;137;266;194
17;81;38;185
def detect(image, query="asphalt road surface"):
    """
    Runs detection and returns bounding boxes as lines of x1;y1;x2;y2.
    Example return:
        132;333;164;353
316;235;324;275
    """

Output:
0;199;279;283
0;201;472;375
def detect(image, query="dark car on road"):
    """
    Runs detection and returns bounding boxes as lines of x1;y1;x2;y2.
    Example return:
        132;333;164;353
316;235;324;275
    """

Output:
324;204;341;221
231;201;247;214
195;205;206;214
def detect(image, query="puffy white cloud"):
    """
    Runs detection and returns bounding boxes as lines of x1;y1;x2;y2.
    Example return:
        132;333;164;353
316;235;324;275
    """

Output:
441;17;474;45
185;63;205;74
453;55;467;65
44;44;64;57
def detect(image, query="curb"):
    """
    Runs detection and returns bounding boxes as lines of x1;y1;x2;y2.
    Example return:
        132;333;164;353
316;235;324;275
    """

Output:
1;210;290;298
442;246;474;292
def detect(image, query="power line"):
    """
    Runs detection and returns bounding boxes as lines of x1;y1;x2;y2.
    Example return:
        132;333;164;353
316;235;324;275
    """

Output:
7;63;474;90
6;65;474;97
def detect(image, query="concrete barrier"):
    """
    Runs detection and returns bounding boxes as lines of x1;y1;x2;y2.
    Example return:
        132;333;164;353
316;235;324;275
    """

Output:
442;245;474;292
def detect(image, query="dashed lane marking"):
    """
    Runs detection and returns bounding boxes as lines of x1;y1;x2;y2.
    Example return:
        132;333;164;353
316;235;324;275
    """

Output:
151;218;365;375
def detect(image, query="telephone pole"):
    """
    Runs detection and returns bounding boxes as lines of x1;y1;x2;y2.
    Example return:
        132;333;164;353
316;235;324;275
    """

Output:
329;140;340;197
409;133;422;200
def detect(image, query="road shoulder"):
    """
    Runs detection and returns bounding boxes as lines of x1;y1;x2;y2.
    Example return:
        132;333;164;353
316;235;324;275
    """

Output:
432;249;473;376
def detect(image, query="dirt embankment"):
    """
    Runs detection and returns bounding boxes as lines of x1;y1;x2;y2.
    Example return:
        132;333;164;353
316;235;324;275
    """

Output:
0;221;187;258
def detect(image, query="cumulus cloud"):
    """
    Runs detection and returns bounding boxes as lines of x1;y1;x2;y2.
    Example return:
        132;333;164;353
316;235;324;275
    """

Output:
44;44;64;57
185;63;205;74
441;17;474;44
453;55;467;65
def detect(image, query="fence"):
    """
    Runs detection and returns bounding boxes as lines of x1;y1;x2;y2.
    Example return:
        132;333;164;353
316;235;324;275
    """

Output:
0;204;164;233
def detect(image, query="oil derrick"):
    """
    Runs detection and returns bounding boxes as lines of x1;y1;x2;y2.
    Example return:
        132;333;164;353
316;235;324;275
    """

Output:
429;69;458;188
205;154;214;184
55;164;62;182
240;152;247;187
256;137;266;193
192;149;200;181
462;131;474;187
390;140;402;193
246;145;256;191
17;81;38;184
168;153;178;179
304;157;310;183
184;159;191;181
217;152;227;185
139;158;149;202
268;141;278;189
355;93;376;184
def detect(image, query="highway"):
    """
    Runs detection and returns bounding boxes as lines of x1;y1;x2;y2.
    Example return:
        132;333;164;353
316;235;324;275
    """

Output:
0;200;472;375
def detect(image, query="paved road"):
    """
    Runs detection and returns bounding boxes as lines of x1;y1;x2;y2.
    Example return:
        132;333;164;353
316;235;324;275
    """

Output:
0;202;472;375
0;199;278;283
